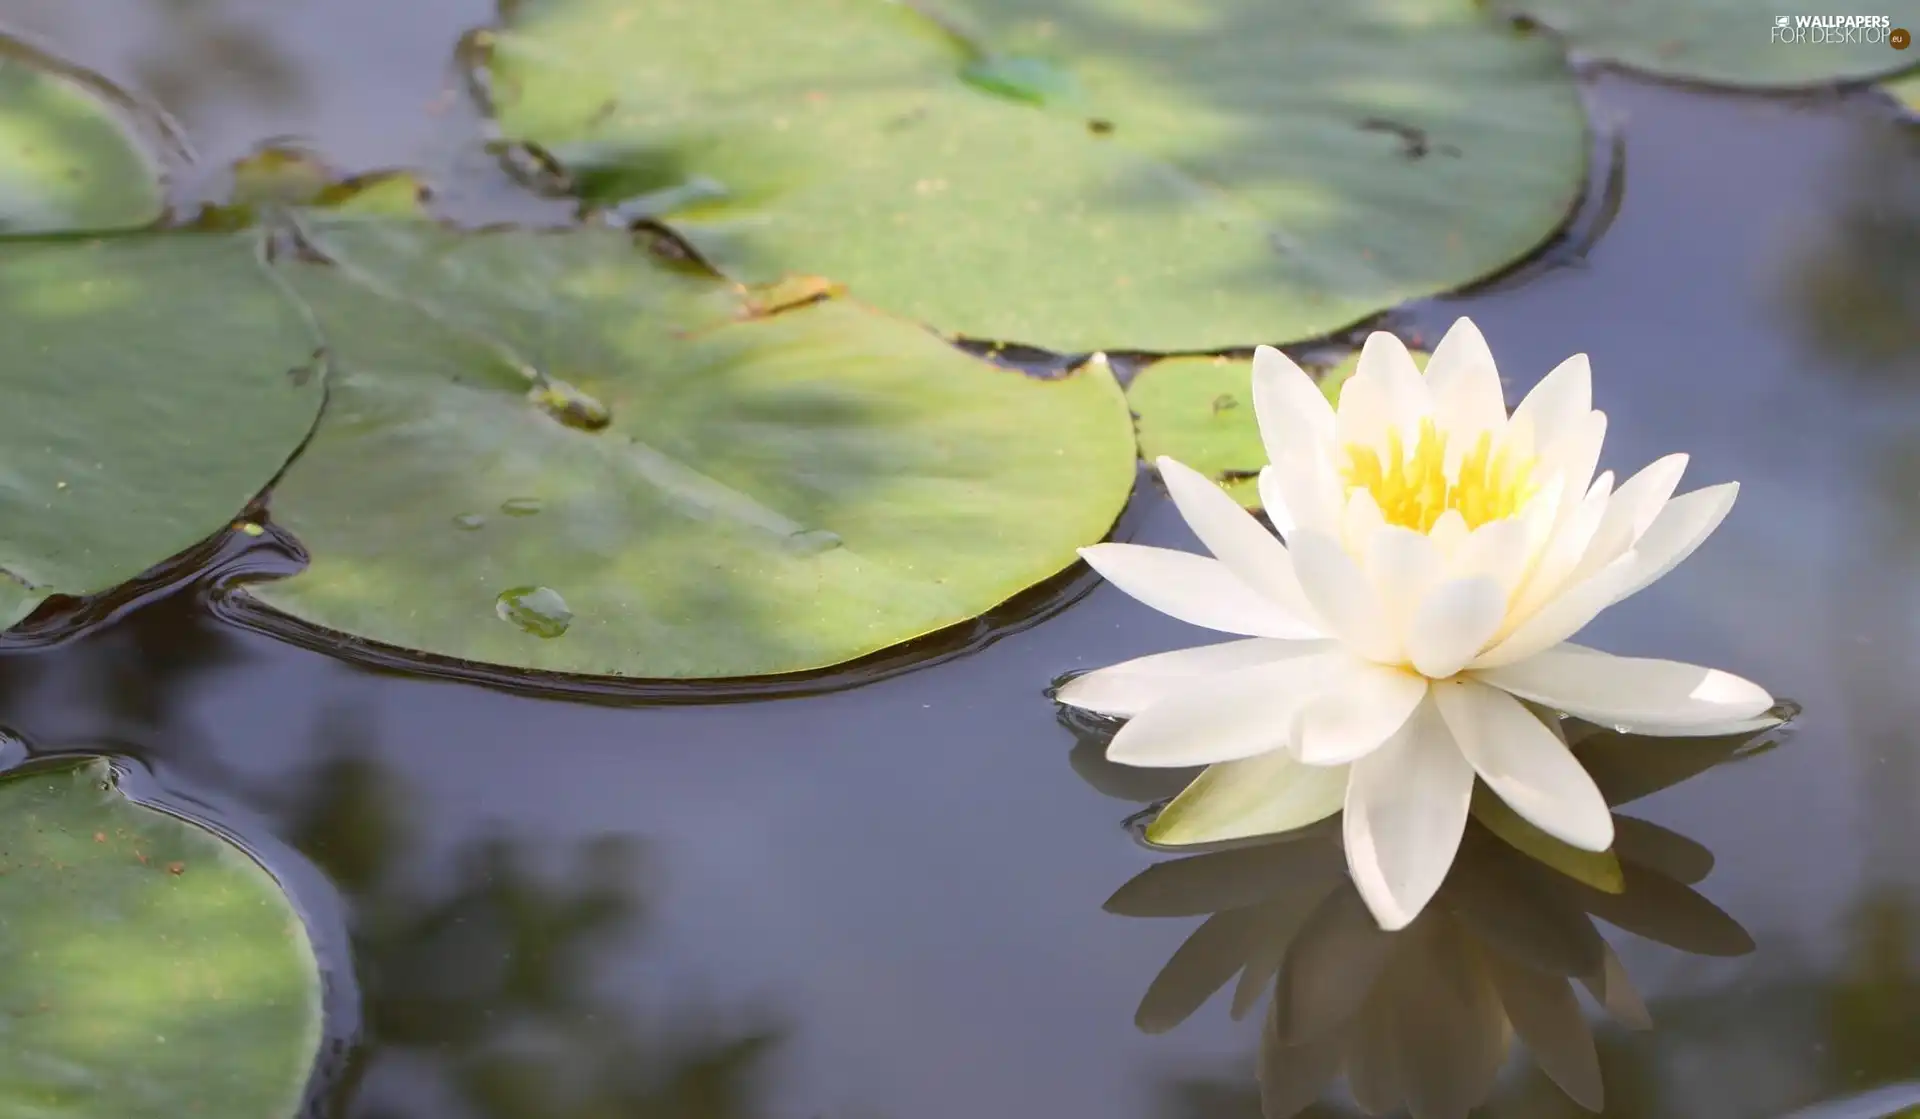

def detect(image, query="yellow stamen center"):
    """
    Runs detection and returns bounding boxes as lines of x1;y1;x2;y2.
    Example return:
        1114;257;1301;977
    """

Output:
1342;419;1538;533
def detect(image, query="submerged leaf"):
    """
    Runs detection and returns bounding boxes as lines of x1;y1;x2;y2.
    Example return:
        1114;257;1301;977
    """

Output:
0;759;322;1118
480;0;1589;352
200;145;433;229
244;219;1136;679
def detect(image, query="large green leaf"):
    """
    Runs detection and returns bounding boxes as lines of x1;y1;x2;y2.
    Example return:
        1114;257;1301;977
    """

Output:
243;219;1136;679
0;234;327;623
0;573;36;630
0;758;322;1118
0;36;163;234
1128;348;1397;511
1504;0;1914;87
480;0;1589;353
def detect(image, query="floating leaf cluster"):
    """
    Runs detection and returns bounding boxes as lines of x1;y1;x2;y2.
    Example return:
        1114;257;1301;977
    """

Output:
0;0;1910;676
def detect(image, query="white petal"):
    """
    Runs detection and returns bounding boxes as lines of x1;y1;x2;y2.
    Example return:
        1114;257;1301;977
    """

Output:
1406;577;1509;679
1424;317;1507;452
1572;453;1688;584
1433;679;1613;851
1341;487;1388;556
1343;698;1474;931
1288;529;1400;663
1519;473;1566;555
1334;368;1393;459
1365;525;1443;652
1508;468;1613;625
1602;482;1740;606
1258;466;1296;539
1358;331;1431;416
1107;652;1345;767
1473;647;1775;731
1594;712;1783;738
1079;544;1317;639
1428;508;1471;559
1267;451;1345;539
1156;457;1323;634
1292;658;1429;765
1055;638;1321;717
1253;345;1335;464
1509;353;1591;454
1337;332;1430;452
1145;753;1349;846
1534;411;1608;535
1448;515;1532;596
1468;551;1643;669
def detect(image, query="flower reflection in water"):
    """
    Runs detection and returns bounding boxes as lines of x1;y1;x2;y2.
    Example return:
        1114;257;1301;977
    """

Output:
1073;708;1784;1118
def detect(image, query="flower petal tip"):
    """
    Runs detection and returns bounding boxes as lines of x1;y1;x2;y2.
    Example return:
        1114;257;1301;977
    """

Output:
1362;898;1417;933
1566;817;1617;854
1103;740;1175;769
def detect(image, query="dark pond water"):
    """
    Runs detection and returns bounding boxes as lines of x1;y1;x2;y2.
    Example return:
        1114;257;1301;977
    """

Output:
4;2;1920;1117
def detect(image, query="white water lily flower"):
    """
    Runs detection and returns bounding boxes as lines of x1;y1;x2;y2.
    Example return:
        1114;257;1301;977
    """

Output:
1061;317;1779;931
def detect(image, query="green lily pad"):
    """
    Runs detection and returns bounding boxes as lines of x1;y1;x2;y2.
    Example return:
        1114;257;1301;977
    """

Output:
1505;0;1914;87
243;218;1136;679
1470;783;1625;894
479;0;1588;353
0;758;322;1117
0;36;164;234
1129;348;1403;511
0;233;327;623
0;572;37;630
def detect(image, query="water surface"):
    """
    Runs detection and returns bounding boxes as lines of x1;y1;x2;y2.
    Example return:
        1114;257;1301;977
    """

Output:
3;3;1919;1117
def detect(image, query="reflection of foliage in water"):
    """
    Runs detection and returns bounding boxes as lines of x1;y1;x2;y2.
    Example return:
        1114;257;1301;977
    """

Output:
1139;826;1754;1119
0;595;788;1119
130;0;306;130
1781;115;1920;379
1063;707;1802;1118
6;0;305;139
1107;785;1751;1116
271;708;787;1119
1815;279;1920;1112
1073;667;1920;1118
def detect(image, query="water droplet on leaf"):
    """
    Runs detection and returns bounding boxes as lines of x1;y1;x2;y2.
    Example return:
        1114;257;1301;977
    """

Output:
495;586;572;638
501;497;543;516
784;529;843;555
452;513;486;530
